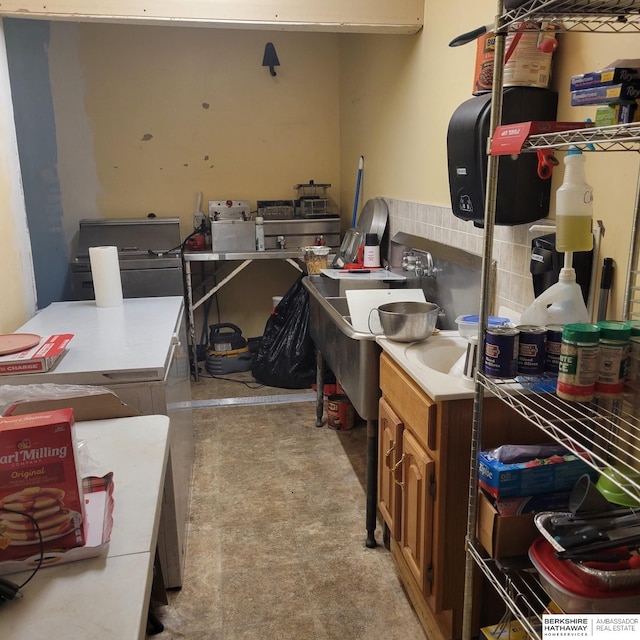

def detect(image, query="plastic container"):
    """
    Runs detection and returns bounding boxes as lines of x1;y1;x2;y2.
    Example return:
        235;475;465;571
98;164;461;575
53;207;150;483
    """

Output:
529;537;640;613
557;322;600;402
360;233;380;268
520;267;590;326
455;314;511;340
255;216;265;251
302;246;329;275
596;466;640;507
595;320;631;399
556;147;594;253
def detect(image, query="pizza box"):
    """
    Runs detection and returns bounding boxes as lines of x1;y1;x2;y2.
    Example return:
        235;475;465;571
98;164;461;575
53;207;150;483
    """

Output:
0;473;114;576
0;334;73;375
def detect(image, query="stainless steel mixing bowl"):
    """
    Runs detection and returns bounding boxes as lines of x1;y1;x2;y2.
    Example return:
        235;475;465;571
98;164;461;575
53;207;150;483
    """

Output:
370;301;439;342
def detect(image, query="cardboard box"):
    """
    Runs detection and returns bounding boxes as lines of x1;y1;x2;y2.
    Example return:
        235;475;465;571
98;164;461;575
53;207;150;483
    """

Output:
478;450;597;499
571;82;640;106
481;616;542;640
492;491;572;516
477;491;540;558
0;473;114;576
4;390;139;422
0;334;72;375
570;66;640;91
0;408;86;561
594;101;639;126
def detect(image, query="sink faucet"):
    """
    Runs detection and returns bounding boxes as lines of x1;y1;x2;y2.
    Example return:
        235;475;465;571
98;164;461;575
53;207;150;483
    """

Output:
415;251;437;278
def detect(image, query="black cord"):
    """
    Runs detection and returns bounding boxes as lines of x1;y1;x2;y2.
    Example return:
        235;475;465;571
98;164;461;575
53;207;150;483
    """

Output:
0;507;44;598
198;372;265;389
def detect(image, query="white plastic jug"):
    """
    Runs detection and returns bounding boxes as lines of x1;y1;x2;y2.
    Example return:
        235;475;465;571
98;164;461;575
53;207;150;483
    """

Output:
520;267;589;326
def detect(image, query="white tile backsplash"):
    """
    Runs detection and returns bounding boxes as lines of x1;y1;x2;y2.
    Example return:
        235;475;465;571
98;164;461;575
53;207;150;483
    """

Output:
385;198;546;316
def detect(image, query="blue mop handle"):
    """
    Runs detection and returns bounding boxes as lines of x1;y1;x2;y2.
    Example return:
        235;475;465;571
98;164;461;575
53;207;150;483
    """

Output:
351;156;364;227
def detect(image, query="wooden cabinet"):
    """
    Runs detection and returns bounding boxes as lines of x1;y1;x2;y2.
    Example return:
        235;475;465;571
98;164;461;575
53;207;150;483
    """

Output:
379;352;543;640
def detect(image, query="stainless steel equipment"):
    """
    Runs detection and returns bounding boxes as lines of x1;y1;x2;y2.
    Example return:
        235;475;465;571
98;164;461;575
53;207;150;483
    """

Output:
263;217;340;249
71;217;184;300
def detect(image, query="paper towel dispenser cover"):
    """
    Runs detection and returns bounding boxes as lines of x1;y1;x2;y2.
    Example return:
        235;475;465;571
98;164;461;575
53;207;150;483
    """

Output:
447;87;558;227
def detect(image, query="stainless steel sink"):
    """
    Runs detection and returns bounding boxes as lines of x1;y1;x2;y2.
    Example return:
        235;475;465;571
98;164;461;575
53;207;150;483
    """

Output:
304;275;394;421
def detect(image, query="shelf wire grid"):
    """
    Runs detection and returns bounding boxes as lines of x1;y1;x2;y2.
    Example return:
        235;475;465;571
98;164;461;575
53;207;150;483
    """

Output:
502;1;640;32
478;373;640;502
467;540;552;639
522;123;640;152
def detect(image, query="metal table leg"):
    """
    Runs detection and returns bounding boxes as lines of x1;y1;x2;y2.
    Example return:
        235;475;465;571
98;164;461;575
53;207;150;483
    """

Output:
365;418;378;548
315;349;324;427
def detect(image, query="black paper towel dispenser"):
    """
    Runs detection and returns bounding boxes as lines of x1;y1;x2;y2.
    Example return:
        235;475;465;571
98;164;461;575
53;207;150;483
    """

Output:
447;87;558;227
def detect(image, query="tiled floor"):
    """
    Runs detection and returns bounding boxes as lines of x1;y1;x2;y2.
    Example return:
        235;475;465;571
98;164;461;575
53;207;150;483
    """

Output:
152;373;426;639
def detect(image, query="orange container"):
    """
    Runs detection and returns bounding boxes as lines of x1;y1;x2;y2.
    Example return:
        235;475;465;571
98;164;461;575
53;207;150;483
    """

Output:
327;394;354;431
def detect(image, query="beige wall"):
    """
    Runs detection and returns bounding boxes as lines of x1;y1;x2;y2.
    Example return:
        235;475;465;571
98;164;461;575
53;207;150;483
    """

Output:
339;0;640;319
0;20;36;332
4;2;640;333
49;24;342;336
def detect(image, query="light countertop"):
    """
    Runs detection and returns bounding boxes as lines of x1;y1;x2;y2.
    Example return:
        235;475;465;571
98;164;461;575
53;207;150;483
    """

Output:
3;414;170;640
4;297;184;383
376;330;477;401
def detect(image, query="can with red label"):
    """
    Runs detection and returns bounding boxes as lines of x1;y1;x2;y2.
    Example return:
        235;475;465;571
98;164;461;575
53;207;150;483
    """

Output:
484;327;519;378
516;325;546;376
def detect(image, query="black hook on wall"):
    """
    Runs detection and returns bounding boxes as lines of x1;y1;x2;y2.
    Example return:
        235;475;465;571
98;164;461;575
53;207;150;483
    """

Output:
262;42;280;77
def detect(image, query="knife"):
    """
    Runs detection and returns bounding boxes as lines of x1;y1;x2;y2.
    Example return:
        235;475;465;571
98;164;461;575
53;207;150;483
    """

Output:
557;522;640;549
557;526;640;558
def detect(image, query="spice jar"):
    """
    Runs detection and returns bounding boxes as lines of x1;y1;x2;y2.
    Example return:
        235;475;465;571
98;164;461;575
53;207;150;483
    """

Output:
625;322;640;408
596;320;631;399
557;323;600;402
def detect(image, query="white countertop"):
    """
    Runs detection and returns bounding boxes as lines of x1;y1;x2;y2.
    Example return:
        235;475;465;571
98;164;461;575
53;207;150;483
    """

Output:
376;330;477;401
3;414;170;640
5;297;183;384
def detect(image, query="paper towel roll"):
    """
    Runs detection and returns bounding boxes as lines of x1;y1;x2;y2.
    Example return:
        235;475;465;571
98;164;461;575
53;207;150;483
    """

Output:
89;246;123;308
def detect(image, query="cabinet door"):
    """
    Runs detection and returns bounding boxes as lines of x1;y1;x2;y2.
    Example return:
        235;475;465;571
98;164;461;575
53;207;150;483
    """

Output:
400;428;435;595
378;397;403;540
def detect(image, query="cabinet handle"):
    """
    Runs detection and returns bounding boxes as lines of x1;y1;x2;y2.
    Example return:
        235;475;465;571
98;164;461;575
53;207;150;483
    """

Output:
392;453;406;488
384;442;396;468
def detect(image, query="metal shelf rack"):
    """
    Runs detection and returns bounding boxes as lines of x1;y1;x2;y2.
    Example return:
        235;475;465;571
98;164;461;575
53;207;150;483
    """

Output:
502;1;640;33
461;2;640;639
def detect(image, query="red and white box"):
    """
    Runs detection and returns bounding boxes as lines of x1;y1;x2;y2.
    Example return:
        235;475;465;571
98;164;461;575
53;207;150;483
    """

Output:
0;408;86;561
0;334;73;376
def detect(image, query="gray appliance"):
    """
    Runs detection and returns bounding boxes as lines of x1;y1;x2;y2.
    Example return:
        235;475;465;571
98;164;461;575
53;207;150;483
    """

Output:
71;217;184;300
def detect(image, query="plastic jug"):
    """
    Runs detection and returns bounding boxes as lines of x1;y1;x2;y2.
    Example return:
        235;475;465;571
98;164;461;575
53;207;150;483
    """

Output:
520;267;589;326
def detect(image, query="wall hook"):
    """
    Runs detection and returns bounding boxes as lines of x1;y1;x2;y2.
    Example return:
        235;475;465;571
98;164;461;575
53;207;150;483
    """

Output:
262;42;280;77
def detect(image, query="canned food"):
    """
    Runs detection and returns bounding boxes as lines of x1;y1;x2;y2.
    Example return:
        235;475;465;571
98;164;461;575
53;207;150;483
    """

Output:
545;324;564;376
595;321;631;399
557;323;600;402
484;327;519;378
516;325;546;376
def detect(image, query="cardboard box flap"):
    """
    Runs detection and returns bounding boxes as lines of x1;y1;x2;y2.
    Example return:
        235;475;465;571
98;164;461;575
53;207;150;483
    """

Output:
2;385;139;422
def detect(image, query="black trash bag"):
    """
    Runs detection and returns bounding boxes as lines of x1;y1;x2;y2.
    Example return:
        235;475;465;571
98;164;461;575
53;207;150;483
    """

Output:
251;275;316;388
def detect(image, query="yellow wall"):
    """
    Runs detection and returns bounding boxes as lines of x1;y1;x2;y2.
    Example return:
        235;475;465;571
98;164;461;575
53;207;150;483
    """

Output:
4;2;640;332
0;20;36;332
49;23;342;336
339;0;640;319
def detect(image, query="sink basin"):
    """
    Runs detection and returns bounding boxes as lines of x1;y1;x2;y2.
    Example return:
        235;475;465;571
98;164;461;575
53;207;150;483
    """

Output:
404;335;467;374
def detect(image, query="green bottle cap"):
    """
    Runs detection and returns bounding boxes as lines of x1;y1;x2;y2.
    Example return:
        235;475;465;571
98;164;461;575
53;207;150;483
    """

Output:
596;321;632;341
562;323;600;343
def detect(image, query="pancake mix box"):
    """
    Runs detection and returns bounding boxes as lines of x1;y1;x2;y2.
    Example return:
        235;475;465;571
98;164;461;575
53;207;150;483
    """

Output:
0;408;85;561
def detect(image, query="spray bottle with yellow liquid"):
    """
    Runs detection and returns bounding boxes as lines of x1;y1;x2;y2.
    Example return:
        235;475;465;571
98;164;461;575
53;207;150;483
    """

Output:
556;146;593;253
